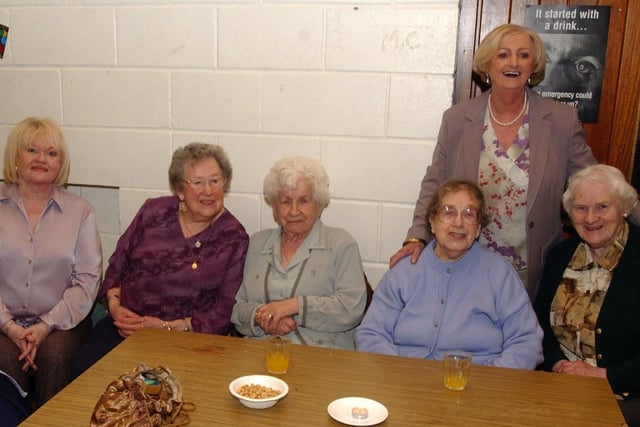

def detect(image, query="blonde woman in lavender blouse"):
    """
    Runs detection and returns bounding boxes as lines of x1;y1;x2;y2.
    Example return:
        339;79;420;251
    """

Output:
71;143;249;378
0;117;102;407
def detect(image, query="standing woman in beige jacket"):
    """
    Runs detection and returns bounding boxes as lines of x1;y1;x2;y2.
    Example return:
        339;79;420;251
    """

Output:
389;24;638;299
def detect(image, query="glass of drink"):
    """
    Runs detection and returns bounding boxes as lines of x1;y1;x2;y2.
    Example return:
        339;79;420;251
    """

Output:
443;350;472;391
265;336;292;375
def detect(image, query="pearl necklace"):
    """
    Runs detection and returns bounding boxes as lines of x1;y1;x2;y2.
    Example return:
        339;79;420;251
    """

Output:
488;92;528;127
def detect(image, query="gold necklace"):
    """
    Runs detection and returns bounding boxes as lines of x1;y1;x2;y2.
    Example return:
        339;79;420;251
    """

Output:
180;214;215;270
182;219;204;248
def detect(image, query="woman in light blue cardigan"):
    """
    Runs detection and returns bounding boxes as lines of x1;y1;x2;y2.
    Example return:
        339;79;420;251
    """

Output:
357;180;543;369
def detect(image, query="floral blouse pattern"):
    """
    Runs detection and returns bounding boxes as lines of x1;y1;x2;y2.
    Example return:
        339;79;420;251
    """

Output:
550;222;628;366
478;108;530;272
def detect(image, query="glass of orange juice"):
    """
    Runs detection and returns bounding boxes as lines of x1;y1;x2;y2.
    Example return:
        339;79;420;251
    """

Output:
265;336;292;374
443;351;472;390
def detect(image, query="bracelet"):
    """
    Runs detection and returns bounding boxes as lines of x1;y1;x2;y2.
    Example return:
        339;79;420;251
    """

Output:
161;320;171;331
403;237;426;247
254;307;263;325
183;318;190;332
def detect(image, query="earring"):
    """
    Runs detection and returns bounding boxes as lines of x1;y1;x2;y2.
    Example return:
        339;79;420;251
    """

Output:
527;77;531;84
623;213;629;218
179;201;187;213
485;75;490;85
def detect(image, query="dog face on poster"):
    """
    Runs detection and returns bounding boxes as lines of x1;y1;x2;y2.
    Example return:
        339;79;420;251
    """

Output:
538;33;604;122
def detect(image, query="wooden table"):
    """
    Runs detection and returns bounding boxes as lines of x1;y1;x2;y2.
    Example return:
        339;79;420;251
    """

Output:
22;328;626;426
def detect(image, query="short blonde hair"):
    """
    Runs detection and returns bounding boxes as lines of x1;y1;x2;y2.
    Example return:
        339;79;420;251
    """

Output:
472;24;547;86
263;156;330;209
3;117;70;186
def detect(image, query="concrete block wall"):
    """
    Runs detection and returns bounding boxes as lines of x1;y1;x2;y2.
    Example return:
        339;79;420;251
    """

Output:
0;1;459;288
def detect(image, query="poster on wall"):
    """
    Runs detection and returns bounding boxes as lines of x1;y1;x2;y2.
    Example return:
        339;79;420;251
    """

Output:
0;25;8;59
524;5;611;123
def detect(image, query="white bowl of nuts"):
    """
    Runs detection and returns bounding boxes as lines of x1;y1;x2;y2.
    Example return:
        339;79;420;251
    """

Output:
229;375;289;409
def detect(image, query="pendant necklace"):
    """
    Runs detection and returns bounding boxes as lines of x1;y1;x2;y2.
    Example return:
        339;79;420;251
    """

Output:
181;213;215;270
488;92;528;127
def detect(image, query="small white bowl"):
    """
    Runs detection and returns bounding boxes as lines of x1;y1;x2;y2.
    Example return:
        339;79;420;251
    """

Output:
229;375;289;409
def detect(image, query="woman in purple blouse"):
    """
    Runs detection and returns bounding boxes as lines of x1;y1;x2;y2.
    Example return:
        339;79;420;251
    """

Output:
72;143;249;377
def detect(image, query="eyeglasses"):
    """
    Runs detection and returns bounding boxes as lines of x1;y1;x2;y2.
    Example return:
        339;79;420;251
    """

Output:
183;176;225;191
436;205;480;225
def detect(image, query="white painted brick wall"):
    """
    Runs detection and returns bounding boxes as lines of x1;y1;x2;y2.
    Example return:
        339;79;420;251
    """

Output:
262;73;388;136
219;6;323;69
172;72;261;131
63;71;171;127
326;6;457;73
65;128;172;189
11;8;115;65
117;7;217;67
0;71;61;122
0;0;460;288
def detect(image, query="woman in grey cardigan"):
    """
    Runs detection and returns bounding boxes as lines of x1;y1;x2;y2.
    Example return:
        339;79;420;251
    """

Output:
231;156;367;349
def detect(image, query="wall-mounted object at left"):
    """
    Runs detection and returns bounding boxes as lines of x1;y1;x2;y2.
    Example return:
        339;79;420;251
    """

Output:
0;24;8;59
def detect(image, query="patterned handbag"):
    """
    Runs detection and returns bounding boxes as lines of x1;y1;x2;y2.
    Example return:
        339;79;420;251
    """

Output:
90;363;194;427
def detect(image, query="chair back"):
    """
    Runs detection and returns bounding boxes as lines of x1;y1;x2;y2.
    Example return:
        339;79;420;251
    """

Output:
364;273;374;313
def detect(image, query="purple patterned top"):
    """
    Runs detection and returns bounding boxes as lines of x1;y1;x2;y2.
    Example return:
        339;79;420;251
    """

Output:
478;108;530;272
101;196;249;334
